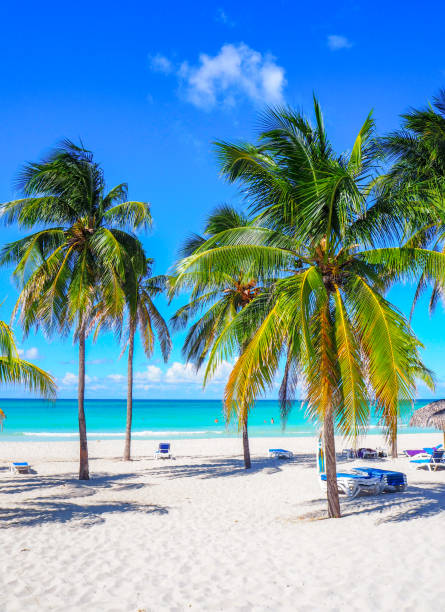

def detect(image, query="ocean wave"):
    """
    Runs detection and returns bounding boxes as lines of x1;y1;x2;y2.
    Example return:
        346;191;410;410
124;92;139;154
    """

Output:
22;430;225;438
132;430;224;436
23;432;79;437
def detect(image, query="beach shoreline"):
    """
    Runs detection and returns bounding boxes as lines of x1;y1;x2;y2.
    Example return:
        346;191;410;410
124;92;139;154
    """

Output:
0;431;441;461
0;432;444;611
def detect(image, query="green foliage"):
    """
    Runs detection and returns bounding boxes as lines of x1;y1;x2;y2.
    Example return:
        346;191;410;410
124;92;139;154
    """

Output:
171;205;266;425
0;139;152;339
380;89;445;316
0;319;56;402
178;101;439;444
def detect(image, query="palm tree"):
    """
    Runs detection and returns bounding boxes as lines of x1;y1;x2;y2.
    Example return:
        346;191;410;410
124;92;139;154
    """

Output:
380;89;445;318
0;140;151;479
0;319;56;402
175;101;441;517
171;205;263;469
98;261;172;461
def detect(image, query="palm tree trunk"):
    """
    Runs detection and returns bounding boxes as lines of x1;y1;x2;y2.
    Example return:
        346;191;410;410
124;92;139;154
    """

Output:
78;327;89;480
390;415;398;458
123;319;135;461
323;408;341;518
242;414;251;469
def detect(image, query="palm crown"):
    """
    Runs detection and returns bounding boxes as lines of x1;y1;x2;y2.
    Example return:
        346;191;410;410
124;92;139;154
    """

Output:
172;205;263;373
1;139;151;335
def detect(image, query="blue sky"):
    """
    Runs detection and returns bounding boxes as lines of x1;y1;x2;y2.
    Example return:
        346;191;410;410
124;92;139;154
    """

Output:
1;0;445;399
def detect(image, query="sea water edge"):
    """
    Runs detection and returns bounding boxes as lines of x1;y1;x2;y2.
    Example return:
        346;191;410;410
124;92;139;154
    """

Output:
0;398;437;442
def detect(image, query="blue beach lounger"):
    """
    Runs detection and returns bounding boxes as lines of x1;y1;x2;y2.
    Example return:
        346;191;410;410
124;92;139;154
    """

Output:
410;449;445;471
352;467;407;492
422;444;443;455
317;439;380;498
9;462;31;474
268;448;293;459
403;443;442;458
154;443;172;460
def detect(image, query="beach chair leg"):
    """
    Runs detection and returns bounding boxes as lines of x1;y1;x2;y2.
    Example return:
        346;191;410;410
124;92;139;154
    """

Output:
348;484;359;498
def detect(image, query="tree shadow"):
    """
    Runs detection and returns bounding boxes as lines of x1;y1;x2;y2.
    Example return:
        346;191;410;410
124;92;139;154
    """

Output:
300;482;445;523
139;453;315;480
345;482;445;523
0;471;149;497
0;500;168;529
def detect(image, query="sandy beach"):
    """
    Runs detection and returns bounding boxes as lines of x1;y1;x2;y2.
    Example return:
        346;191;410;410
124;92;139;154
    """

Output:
0;433;444;612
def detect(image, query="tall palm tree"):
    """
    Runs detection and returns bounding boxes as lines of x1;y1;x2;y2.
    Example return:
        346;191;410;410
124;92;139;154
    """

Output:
171;205;263;469
175;101;441;517
0;140;151;479
0;319;56;401
97;261;172;461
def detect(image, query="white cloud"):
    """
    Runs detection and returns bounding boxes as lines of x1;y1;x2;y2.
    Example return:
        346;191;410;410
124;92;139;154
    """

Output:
25;347;39;359
107;374;126;384
327;35;353;51
18;347;40;360
164;360;233;385
134;365;163;383
165;361;202;384
58;360;233;391
215;8;235;27
150;54;173;74
135;384;154;391
60;372;97;387
61;372;78;386
151;43;286;110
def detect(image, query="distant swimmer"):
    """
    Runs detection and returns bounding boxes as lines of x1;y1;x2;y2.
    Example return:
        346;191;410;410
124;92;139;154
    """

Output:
214;418;219;423
270;418;275;424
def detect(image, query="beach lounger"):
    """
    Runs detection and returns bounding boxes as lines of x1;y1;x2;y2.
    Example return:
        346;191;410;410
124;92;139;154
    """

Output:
319;472;380;498
353;467;407;492
268;448;293;459
9;462;31;474
403;444;442;458
317;439;380;498
357;448;378;459
423;445;443;455
342;447;387;460
154;442;173;460
409;449;445;471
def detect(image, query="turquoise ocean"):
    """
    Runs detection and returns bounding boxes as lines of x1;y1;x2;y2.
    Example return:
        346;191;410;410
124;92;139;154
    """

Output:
0;398;438;442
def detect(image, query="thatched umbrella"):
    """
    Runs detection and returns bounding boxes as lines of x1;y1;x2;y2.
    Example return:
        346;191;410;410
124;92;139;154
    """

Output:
409;400;445;447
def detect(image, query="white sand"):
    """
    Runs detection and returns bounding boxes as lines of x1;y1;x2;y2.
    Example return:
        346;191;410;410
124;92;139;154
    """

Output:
0;433;444;612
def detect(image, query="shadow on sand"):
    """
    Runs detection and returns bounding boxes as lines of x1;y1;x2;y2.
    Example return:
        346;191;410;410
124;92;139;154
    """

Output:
138;453;317;480
0;500;167;529
302;482;445;523
0;471;168;529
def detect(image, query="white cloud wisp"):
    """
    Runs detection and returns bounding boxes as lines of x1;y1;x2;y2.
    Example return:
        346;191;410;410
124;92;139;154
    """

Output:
327;35;353;51
150;43;286;110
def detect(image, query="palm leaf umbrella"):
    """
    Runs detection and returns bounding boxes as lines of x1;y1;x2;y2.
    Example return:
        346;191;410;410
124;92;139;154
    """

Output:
409;400;445;447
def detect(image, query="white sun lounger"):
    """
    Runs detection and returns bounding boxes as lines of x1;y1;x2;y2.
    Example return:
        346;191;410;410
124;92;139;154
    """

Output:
410;449;445;471
154;443;173;460
268;448;293;459
317;439;380;498
10;462;31;474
